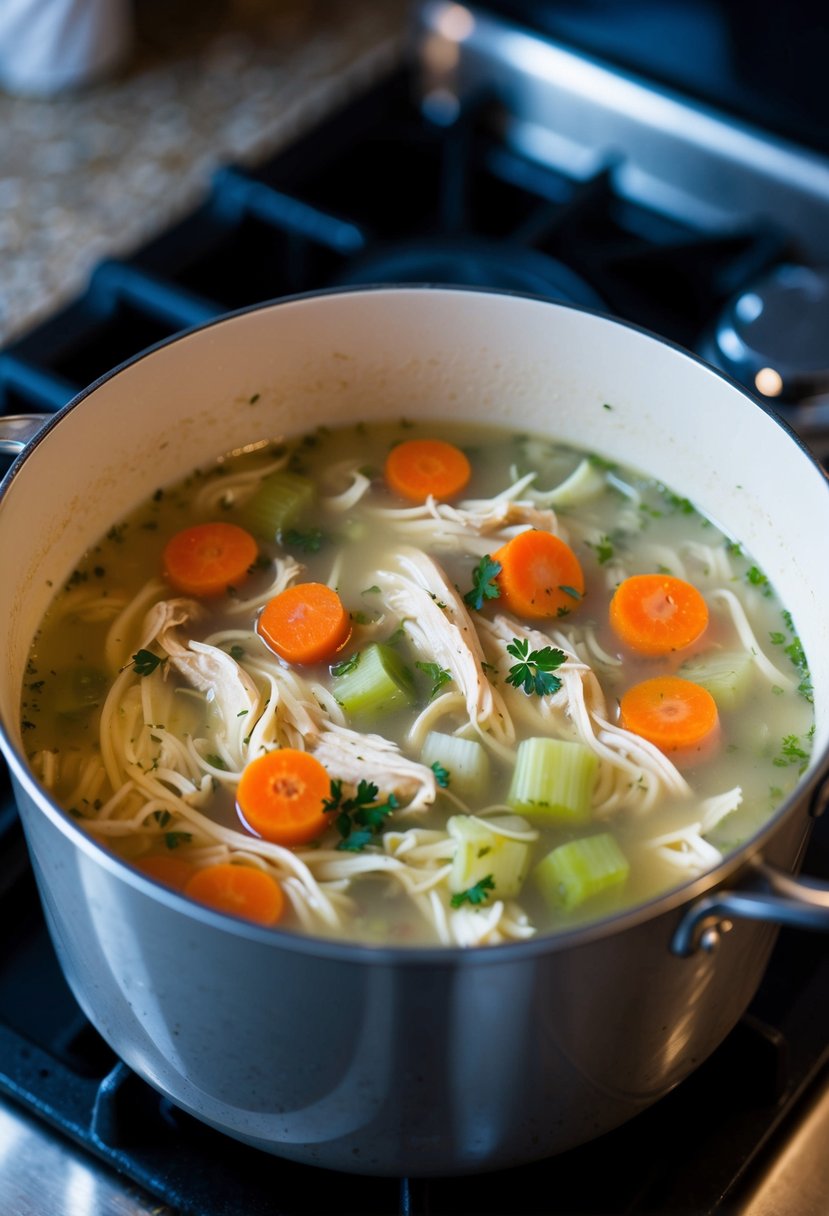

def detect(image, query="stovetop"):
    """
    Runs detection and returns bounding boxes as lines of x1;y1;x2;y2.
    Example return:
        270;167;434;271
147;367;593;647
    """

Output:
2;13;829;1215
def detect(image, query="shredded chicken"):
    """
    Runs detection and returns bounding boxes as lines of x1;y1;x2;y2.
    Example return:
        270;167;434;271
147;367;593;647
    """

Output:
145;598;260;768
366;472;562;554
478;612;692;814
311;721;437;812
376;548;515;749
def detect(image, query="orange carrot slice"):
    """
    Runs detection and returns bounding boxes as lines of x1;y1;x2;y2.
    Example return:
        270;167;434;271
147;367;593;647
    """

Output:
257;582;351;665
237;747;331;845
384;438;471;502
493;529;585;620
609;573;708;656
135;852;195;891
184;863;285;926
163;522;258;598
619;676;719;757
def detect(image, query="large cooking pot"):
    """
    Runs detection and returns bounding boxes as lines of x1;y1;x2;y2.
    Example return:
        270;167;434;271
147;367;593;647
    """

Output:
1;287;828;1177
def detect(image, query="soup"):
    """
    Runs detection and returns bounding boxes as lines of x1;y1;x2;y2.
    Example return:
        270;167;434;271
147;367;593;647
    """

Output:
20;420;814;947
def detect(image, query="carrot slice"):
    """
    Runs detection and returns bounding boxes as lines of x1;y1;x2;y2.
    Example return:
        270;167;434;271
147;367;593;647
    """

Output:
257;582;351;665
237;747;331;845
163;522;258;598
619;676;719;757
384;438;471;502
135;852;195;891
609;573;709;656
493;529;585;620
184;863;285;926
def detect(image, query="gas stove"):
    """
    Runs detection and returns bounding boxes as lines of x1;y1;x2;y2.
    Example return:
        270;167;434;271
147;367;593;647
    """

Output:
2;4;829;1214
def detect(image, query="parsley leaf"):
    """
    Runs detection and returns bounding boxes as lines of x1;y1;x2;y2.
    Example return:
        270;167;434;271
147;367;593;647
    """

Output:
430;761;450;788
463;555;502;611
323;779;399;851
587;535;614;565
416;661;452;701
331;652;360;678
773;734;810;772
450;875;495;908
165;831;192;849
505;638;566;696
131;649;167;677
282;527;326;553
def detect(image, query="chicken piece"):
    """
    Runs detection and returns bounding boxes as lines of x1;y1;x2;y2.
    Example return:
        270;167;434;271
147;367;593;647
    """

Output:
143;597;260;765
312;721;437;812
376;548;514;747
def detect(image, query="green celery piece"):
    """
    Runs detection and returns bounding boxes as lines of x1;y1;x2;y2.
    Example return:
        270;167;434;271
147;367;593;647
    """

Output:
421;731;490;801
507;737;597;823
448;814;531;899
333;643;414;717
534;832;630;911
678;649;755;711
236;470;314;540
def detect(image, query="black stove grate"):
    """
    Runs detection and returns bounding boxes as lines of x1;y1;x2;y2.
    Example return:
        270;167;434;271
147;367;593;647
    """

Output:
1;64;827;1216
0;71;793;430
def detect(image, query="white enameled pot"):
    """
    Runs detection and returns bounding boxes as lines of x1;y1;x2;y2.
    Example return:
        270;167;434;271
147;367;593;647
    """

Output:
1;288;828;1176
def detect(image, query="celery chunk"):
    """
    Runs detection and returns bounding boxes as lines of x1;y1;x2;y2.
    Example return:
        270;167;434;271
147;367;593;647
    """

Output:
422;732;490;801
448;814;532;899
534;832;630;911
236;470;314;540
678;649;755;711
507;737;597;824
332;643;414;717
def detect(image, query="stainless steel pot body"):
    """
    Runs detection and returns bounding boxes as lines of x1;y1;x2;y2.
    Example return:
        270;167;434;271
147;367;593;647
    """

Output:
1;288;828;1176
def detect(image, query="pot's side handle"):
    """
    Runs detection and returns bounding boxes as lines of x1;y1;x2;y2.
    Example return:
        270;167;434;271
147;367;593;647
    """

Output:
0;414;52;456
671;859;829;956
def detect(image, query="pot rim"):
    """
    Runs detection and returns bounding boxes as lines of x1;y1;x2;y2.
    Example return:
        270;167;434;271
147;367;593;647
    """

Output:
2;283;827;968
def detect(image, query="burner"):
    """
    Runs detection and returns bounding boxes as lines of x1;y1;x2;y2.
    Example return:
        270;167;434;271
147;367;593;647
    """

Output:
705;264;829;402
333;236;608;308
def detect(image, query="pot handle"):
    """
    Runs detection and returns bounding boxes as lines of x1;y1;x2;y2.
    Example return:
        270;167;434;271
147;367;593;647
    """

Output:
671;858;829;956
0;413;51;456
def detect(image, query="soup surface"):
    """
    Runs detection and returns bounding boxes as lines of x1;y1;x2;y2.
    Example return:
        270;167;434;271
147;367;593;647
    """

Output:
21;421;814;947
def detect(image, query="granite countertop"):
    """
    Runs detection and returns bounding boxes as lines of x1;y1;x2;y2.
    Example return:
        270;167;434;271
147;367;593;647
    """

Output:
0;0;409;348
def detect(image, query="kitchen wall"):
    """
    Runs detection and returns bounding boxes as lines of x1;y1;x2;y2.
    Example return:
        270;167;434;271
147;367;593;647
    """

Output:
0;0;409;347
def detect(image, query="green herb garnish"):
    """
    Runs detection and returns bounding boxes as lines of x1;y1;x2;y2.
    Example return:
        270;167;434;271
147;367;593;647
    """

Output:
131;649;167;677
165;831;192;849
416;661;452;701
463;555;502;611
430;761;450;788
331;652;360;678
773;734;810;771
450;874;495;908
505;638;566;697
324;779;399;851
282;527;326;553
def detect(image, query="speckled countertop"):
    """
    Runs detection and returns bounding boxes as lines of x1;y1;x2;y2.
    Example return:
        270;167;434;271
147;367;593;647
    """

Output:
0;0;410;347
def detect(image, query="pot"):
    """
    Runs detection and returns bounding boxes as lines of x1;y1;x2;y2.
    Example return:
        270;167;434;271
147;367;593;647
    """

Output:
0;287;828;1177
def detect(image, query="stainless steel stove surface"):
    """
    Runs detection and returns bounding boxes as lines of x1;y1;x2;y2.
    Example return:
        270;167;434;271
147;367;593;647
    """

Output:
2;5;829;1213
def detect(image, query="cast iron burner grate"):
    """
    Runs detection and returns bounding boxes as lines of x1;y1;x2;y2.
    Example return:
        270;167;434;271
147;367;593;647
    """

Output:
0;71;792;431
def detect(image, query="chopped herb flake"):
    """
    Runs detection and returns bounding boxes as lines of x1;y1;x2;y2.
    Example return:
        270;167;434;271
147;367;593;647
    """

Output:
130;650;167;677
415;661;452;701
450;875;495;908
463;555;502;611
